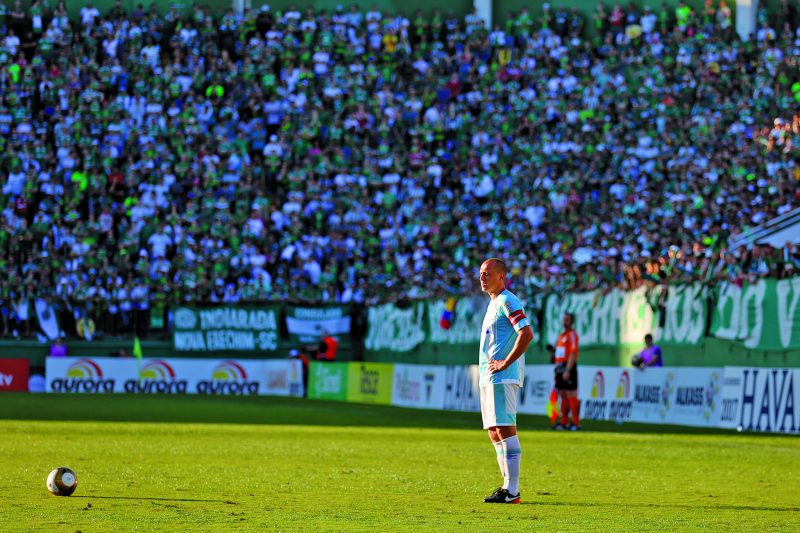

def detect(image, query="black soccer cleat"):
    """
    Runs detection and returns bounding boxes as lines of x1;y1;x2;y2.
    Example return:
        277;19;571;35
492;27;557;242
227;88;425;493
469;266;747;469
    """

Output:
483;488;521;504
483;487;503;502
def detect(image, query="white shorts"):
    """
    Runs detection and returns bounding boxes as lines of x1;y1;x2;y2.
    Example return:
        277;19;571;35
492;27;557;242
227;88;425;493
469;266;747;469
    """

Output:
480;383;519;429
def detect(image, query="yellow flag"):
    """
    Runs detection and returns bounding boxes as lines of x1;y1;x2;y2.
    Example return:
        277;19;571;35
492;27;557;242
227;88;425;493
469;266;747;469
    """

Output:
498;48;512;66
546;388;560;421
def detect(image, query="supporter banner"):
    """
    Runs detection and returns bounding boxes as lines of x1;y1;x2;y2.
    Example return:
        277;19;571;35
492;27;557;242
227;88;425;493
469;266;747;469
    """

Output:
46;357;302;396
720;367;800;434
346;363;394;405
543;285;707;348
366;296;539;356
172;306;280;353
307;362;349;401
517;365;553;416
579;366;635;422
629;367;722;427
443;365;481;412
35;298;60;341
285;305;351;344
711;278;800;351
365;302;426;352
0;358;30;392
392;364;447;410
426;296;486;346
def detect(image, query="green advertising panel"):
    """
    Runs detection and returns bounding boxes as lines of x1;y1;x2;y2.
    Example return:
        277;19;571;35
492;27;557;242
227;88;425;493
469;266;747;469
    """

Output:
711;278;800;352
346;363;394;405
307;362;349;401
172;306;280;353
543;285;707;348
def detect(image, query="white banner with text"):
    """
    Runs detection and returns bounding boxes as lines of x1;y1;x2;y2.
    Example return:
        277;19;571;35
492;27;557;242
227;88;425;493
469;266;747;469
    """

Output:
46;357;303;397
628;367;722;427
391;364;447;410
719;367;800;434
517;365;553;416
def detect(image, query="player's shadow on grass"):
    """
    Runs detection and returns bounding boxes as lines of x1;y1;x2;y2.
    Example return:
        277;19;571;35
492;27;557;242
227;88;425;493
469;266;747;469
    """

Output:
528;501;800;513
75;495;237;504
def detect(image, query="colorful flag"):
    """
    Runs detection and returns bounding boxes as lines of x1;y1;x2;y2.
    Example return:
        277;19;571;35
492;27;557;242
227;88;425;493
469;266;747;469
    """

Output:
439;297;457;330
547;387;560;423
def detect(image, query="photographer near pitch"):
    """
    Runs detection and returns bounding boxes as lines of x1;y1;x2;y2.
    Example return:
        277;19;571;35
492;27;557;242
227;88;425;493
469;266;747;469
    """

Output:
631;334;664;369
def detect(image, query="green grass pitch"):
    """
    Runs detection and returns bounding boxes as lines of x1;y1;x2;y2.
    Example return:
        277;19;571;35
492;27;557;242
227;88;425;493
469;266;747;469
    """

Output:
1;394;798;531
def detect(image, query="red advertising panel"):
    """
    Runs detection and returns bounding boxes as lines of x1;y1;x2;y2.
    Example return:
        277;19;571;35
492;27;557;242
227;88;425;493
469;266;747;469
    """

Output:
0;358;30;392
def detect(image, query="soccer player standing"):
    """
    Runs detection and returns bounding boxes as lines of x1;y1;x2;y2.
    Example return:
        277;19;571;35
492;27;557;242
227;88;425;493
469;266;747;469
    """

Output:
554;312;581;430
478;259;533;504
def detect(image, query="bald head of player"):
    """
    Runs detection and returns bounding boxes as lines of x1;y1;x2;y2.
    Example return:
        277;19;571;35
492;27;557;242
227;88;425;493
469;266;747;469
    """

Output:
479;258;507;298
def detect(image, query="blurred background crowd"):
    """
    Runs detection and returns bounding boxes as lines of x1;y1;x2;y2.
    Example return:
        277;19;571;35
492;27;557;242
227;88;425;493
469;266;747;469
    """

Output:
0;0;799;338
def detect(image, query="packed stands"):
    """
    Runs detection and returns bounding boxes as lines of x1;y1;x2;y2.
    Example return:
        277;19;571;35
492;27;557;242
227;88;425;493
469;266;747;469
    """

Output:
0;2;799;338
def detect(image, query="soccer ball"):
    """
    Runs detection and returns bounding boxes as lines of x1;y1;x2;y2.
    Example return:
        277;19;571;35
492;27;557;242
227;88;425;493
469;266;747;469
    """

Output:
47;467;78;496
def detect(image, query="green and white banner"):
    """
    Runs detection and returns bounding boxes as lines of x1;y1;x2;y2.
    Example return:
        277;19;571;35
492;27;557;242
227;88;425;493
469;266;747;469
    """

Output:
172;306;280;352
365;302;426;352
426;296;486;346
285;305;351;344
710;278;800;351
543;285;707;348
365;295;542;355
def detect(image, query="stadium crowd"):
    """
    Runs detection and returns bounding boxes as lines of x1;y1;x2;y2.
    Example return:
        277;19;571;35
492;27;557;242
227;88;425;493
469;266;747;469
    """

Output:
1;1;800;337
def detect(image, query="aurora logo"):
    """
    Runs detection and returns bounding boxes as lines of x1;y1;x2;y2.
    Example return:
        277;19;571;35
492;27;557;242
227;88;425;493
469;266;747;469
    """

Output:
211;361;248;381
125;360;187;394
66;359;103;378
53;358;114;392
139;360;176;380
609;371;633;421
584;371;608;420
591;371;605;399
197;361;258;395
616;371;631;399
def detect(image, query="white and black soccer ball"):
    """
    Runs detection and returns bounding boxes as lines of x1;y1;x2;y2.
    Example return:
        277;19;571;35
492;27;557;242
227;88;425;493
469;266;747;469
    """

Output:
47;467;78;496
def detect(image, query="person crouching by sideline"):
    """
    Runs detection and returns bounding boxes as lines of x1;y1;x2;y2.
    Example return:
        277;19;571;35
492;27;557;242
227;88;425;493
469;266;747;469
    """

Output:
631;334;663;369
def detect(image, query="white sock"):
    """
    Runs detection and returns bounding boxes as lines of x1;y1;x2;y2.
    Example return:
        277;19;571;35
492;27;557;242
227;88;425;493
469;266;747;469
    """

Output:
493;440;508;488
502;435;521;495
